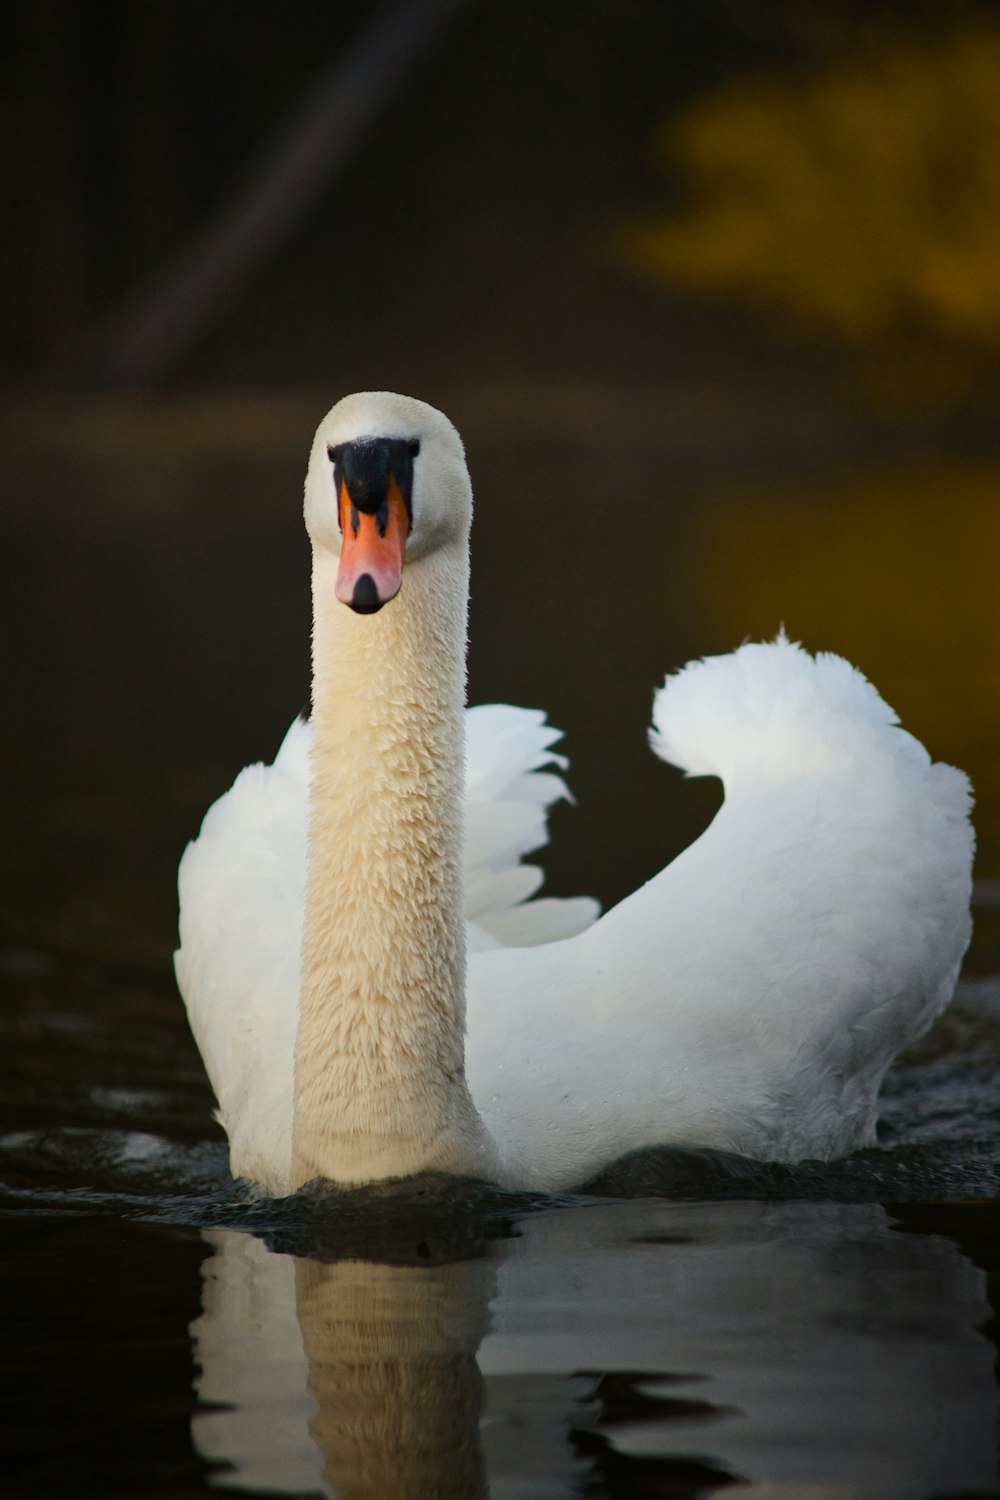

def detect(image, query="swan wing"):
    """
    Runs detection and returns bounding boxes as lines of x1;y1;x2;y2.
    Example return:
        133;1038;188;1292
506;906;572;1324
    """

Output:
467;637;973;1187
175;706;593;1186
463;704;599;950
176;718;308;1189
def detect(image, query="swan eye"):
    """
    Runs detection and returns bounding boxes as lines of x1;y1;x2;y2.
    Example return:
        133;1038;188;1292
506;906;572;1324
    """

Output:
408;439;420;458
327;444;342;464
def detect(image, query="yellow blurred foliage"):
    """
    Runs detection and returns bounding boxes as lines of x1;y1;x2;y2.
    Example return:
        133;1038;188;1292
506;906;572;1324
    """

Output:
625;25;1000;405
693;461;1000;869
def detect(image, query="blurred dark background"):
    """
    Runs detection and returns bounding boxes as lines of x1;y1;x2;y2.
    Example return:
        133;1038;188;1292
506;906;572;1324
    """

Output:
1;0;843;387
4;0;1000;970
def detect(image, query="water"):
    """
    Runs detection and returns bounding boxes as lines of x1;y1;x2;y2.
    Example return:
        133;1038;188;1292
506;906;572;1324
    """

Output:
3;393;1000;1497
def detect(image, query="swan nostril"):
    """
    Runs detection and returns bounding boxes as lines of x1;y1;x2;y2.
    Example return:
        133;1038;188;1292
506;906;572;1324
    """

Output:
350;573;383;614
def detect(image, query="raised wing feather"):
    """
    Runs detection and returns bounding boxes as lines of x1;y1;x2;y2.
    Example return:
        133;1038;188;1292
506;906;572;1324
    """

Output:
464;704;599;949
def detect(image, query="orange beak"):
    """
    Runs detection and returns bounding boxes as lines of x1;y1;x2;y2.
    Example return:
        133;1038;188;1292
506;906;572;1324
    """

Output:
335;475;409;613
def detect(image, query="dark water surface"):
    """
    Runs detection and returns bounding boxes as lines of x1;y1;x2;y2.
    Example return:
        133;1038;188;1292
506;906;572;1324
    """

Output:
3;395;1000;1497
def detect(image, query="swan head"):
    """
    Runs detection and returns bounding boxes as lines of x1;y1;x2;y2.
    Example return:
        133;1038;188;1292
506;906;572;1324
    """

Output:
304;392;472;613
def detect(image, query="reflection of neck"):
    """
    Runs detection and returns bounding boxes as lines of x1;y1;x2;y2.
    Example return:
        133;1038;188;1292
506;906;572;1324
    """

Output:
292;545;500;1190
296;1257;492;1500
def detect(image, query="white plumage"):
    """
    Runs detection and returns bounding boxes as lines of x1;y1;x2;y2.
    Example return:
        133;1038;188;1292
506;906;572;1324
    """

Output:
465;637;972;1186
176;392;973;1195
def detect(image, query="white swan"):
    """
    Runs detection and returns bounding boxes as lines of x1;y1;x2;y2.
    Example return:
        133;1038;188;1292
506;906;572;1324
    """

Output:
176;391;974;1196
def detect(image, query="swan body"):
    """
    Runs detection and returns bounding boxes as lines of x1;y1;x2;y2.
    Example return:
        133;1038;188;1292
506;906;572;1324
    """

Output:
176;392;973;1195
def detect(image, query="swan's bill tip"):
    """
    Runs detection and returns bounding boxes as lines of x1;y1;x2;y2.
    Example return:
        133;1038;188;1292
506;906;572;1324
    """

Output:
347;573;385;614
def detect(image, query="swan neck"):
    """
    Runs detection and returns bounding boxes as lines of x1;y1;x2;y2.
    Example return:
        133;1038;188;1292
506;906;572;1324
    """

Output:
292;542;498;1188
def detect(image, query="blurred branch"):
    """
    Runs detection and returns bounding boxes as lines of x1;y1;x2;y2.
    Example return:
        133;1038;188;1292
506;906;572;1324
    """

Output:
80;0;469;387
621;19;1000;412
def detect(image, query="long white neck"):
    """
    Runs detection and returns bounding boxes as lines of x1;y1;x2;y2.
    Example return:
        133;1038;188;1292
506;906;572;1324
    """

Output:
291;541;500;1189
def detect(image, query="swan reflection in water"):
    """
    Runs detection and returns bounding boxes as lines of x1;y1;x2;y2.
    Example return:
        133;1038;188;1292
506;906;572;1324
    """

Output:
189;1198;998;1499
193;1221;493;1498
